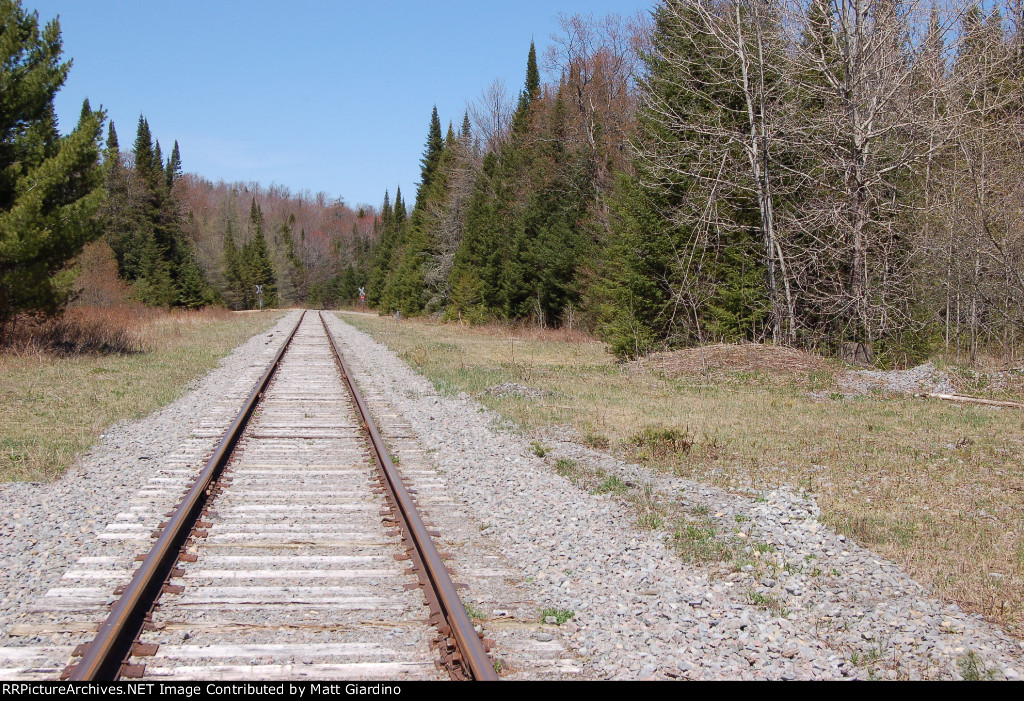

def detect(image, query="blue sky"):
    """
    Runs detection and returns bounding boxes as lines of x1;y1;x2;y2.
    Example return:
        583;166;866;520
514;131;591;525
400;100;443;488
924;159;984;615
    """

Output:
32;0;654;209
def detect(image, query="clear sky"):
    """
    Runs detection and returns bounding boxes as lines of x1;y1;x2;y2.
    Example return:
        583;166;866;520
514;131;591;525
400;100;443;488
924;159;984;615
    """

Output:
31;0;655;209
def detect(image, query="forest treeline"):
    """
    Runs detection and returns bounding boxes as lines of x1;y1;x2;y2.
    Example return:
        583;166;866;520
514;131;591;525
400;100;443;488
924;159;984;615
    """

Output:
369;0;1024;366
4;0;1023;366
98;115;376;312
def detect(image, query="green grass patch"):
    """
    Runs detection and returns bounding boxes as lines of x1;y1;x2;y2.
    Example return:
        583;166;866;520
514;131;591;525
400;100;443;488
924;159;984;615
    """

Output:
540;608;575;625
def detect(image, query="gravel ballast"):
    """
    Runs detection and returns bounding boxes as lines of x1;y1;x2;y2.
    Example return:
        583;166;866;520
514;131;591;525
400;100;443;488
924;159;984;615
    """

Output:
326;312;1024;681
0;311;301;642
4;309;1020;681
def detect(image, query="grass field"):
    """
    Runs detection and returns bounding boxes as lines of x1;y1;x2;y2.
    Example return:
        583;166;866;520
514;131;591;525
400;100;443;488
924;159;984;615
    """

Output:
0;308;284;482
338;311;1024;639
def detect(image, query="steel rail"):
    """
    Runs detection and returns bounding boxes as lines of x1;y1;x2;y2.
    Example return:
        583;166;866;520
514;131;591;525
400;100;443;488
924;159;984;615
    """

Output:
319;312;498;682
69;310;306;681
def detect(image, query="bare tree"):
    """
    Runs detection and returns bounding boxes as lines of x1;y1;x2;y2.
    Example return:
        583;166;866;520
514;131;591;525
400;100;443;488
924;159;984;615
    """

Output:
779;0;962;350
468;80;513;154
632;0;797;342
544;11;647;205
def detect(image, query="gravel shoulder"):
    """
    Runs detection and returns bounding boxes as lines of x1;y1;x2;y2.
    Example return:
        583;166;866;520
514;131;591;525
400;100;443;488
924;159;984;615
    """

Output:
0;311;303;641
327;313;1024;681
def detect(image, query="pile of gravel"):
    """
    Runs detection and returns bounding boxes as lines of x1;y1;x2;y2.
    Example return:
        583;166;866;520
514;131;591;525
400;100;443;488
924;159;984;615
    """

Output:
840;362;957;396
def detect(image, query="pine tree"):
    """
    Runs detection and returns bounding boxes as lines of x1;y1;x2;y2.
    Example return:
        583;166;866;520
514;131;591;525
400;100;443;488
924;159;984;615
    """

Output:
242;198;277;308
0;1;105;328
511;41;541;134
104;121;119;166
133;116;156;187
596;0;771;355
166;140;182;191
222;220;244;309
525;39;540;99
414;106;445;211
382;108;449;315
366;190;393;307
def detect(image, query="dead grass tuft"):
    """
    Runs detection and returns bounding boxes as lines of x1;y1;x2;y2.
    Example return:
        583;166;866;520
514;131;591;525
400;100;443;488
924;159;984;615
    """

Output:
624;426;694;460
2;306;150;355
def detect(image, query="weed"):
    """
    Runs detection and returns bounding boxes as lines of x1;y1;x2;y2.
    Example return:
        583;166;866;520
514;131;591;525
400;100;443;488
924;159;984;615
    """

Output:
625;426;693;461
530;440;549;458
636;512;665;530
735;514;750;523
958;651;996;681
672;521;734;564
540;608;575;625
337;311;1024;641
554;458;579;479
593;474;628;495
631;484;667;531
837;513;917;548
747;590;790;617
464;602;485;621
689;504;710;516
583;430;610;450
1;308;282;482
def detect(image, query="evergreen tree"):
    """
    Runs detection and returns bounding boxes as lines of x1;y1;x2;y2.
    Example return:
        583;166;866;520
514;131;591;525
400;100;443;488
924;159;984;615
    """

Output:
242;198;277;308
166;140;182;190
597;0;770;355
104;121;119;166
0;1;105;328
448;153;506;318
382;107;449;314
222;220;244;309
525;39;540;99
132;116;156;187
366;190;393;307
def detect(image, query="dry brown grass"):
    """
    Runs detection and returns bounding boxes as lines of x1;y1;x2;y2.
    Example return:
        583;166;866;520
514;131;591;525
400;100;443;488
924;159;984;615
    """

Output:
637;342;830;377
0;307;284;482
338;311;1024;640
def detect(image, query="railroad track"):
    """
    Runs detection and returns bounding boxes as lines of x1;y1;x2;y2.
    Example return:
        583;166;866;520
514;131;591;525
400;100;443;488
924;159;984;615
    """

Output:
37;311;497;681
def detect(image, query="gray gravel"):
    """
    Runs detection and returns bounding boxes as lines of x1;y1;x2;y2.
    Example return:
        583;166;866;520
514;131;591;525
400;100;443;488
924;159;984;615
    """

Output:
0;311;299;642
328;312;1024;681
840;362;957;396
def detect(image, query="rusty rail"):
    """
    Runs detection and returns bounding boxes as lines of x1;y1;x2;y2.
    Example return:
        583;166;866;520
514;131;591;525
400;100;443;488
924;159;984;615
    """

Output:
68;311;305;681
319;312;498;681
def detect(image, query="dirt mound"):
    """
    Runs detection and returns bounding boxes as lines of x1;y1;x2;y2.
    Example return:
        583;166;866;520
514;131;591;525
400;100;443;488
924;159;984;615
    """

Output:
636;343;830;376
